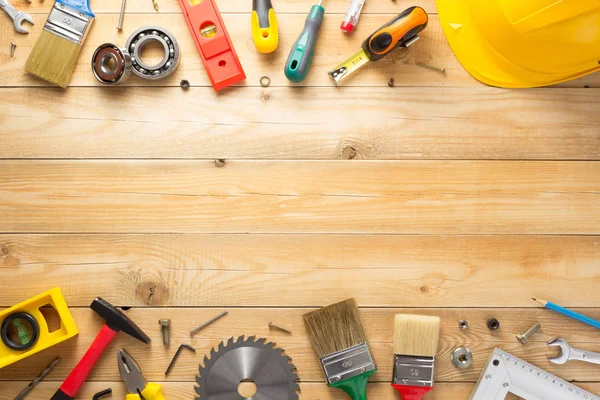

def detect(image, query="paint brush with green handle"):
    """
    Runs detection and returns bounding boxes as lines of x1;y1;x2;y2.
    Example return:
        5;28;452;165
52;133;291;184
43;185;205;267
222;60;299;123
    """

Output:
304;299;376;399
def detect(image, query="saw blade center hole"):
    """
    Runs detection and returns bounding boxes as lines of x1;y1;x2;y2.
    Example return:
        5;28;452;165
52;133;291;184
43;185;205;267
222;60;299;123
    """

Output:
238;379;257;398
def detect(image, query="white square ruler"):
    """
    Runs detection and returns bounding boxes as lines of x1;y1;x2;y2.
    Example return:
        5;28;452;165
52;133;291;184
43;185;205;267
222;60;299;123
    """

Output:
469;348;600;400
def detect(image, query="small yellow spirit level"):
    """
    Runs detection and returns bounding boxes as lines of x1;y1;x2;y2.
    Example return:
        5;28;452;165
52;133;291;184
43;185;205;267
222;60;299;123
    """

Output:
0;288;78;369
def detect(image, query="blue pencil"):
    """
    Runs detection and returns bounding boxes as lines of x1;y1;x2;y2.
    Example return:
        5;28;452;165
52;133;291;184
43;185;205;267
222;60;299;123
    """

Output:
532;298;600;329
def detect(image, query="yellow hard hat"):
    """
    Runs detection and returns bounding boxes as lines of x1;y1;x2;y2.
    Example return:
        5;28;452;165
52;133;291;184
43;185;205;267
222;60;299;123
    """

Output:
436;0;600;87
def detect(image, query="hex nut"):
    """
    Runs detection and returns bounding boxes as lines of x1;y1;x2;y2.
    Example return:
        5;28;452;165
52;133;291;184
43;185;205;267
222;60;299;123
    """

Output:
487;318;500;331
451;347;473;369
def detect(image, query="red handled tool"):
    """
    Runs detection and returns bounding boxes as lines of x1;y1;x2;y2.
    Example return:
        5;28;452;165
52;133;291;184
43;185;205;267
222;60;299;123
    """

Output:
50;298;150;400
177;0;246;91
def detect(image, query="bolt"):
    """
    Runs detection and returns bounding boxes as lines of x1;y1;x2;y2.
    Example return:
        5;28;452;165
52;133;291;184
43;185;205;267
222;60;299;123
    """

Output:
10;42;16;58
268;322;292;334
159;319;171;346
516;322;541;344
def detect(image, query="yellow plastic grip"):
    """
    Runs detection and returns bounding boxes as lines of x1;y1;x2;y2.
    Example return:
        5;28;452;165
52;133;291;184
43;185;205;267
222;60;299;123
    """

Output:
252;8;279;53
125;394;142;400
141;382;167;400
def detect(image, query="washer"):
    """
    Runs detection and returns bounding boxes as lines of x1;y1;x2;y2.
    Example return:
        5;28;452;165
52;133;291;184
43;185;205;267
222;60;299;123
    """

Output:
126;26;180;80
92;43;132;85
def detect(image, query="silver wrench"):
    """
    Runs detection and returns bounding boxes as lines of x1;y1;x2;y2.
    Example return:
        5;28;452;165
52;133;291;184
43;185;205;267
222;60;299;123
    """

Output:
548;338;600;365
0;0;34;34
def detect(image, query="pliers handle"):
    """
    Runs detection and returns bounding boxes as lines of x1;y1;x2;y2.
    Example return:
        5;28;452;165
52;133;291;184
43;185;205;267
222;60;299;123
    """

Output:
125;383;166;400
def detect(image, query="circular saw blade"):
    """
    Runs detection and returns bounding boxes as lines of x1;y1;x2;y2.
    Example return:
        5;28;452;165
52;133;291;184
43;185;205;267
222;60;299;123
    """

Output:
195;336;300;400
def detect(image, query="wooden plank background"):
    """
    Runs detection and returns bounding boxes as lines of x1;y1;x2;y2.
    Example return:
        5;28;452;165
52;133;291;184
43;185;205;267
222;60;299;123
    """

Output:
0;0;599;398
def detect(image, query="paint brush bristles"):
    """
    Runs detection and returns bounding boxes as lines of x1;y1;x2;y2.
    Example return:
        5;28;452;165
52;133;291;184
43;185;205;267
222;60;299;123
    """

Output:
303;298;367;358
26;32;82;88
393;314;440;357
25;1;94;88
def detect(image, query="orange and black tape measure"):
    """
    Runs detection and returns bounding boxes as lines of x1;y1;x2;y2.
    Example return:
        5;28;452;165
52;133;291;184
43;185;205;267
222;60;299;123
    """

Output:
363;6;428;61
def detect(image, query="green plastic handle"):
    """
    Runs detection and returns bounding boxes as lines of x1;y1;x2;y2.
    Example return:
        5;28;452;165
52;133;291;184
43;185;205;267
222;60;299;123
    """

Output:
329;370;375;400
284;4;325;82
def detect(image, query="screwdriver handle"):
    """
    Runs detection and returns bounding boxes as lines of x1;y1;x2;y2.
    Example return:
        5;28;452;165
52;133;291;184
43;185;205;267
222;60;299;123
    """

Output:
284;3;325;82
252;0;279;53
362;6;428;62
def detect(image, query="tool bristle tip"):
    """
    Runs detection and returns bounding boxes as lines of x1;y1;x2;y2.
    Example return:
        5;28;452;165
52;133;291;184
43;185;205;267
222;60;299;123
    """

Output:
25;31;82;88
393;314;440;357
303;298;367;358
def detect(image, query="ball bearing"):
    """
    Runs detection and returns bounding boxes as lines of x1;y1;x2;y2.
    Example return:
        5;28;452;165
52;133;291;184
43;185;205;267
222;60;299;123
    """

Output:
92;43;132;85
126;26;180;80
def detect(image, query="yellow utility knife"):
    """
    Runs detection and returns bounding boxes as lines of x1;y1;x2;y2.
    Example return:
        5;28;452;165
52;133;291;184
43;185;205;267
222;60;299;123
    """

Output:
118;348;166;400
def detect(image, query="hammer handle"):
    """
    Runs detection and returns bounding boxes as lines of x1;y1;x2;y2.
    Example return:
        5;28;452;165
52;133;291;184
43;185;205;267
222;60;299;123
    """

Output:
51;325;118;399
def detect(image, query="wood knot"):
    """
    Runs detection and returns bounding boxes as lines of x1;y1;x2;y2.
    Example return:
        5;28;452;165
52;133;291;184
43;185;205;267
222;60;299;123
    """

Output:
136;280;169;306
420;285;429;293
342;146;358;160
215;159;226;168
262;93;271;101
1;245;9;255
2;255;19;268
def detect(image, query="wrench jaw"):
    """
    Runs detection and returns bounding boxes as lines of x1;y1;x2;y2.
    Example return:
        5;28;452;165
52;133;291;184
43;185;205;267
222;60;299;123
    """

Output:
547;338;570;365
14;12;34;34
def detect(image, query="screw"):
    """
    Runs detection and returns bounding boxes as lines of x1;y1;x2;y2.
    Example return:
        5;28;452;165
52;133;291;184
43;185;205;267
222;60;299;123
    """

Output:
10;42;16;58
268;322;292;334
416;62;446;74
159;319;171;346
117;0;126;30
387;78;395;87
487;318;500;331
215;159;226;168
180;79;190;90
190;311;228;336
459;320;469;329
516;322;541;344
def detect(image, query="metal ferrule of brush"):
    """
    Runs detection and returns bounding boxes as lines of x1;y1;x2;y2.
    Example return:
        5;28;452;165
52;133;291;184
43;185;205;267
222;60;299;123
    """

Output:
45;2;92;44
320;343;376;384
393;355;434;387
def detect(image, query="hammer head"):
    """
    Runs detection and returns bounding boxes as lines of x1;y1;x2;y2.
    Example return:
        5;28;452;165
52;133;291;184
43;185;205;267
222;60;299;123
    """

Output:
90;298;151;344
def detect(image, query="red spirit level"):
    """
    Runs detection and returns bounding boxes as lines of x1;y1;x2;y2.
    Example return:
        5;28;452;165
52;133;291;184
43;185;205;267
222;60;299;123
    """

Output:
178;0;246;91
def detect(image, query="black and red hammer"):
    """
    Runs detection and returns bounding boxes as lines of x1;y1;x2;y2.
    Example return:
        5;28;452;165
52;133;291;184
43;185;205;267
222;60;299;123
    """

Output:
51;298;150;400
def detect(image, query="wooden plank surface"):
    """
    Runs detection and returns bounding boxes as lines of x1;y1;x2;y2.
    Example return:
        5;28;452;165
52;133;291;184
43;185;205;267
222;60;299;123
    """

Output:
1;161;598;234
1;0;599;397
1;308;600;383
1;233;599;307
1;88;599;160
5;382;600;400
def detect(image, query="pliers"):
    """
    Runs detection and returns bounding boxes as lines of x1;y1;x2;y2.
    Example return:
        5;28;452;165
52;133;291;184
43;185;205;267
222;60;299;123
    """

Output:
118;348;166;400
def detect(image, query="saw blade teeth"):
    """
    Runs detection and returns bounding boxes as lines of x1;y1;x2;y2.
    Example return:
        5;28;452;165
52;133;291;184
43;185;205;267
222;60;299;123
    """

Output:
196;333;300;399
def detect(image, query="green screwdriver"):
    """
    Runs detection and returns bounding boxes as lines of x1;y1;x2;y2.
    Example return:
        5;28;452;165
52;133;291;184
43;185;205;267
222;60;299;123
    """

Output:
284;0;325;82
